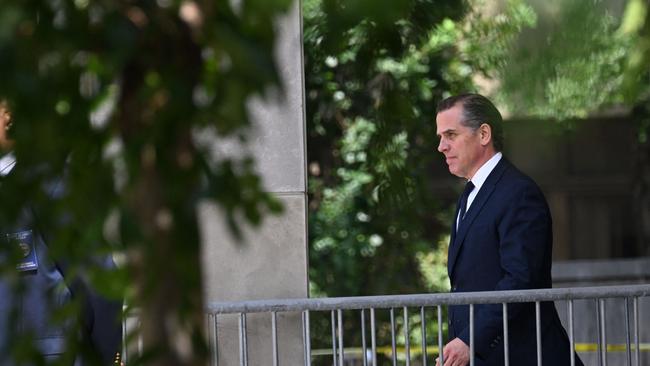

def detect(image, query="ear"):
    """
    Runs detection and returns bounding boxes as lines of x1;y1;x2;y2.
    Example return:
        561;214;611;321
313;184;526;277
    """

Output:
478;123;492;147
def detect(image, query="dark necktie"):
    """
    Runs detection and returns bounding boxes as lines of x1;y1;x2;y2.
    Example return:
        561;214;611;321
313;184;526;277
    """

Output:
458;181;475;222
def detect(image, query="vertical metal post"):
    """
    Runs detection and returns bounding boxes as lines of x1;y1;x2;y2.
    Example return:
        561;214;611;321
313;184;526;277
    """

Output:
536;301;542;366
122;315;128;365
338;309;344;366
371;308;377;366
390;308;397;366
304;310;312;366
600;299;607;366
239;313;248;366
469;304;475;366
361;309;368;366
137;318;143;357
272;312;279;366
205;314;214;366
331;310;337;366
596;299;603;366
437;305;444;366
404;307;411;366
633;297;640;366
502;303;509;366
213;314;220;366
421;306;428;366
625;298;632;366
568;300;575;366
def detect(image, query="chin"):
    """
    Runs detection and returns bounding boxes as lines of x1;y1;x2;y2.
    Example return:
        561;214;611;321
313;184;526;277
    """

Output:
450;170;465;179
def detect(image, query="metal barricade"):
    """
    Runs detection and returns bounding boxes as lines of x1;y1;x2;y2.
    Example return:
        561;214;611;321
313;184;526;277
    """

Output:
205;284;650;366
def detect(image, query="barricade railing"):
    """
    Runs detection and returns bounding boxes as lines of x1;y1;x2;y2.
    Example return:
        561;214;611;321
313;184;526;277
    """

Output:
204;284;650;366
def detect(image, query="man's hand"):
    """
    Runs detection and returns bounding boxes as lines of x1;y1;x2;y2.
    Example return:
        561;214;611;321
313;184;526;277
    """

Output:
436;337;470;366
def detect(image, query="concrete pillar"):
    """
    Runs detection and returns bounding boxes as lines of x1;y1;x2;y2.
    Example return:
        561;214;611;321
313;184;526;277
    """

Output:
199;1;307;365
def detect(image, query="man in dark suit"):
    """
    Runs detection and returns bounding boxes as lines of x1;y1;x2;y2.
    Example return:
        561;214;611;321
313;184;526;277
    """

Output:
435;94;582;366
0;101;122;365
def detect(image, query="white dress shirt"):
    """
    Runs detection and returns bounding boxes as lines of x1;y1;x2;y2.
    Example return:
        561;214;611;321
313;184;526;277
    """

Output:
456;152;502;228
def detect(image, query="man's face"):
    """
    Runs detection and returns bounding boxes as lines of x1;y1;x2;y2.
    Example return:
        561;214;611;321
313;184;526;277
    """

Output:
436;104;484;180
0;105;13;150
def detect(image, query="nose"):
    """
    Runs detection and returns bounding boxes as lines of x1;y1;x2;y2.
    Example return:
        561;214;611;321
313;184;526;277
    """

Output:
438;138;447;153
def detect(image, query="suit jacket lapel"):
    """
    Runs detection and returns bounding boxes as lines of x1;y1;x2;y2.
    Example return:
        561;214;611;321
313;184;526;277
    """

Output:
447;158;511;278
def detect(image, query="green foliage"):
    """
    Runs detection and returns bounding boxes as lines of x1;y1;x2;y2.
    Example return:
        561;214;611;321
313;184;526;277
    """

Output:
463;0;538;74
0;0;290;364
495;0;634;120
305;0;536;358
305;0;463;301
305;0;536;298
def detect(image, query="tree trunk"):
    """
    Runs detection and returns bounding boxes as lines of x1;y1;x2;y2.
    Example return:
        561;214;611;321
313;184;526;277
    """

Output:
117;9;207;365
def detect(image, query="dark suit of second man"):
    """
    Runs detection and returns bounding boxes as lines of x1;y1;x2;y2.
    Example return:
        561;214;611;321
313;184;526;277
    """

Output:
0;101;122;365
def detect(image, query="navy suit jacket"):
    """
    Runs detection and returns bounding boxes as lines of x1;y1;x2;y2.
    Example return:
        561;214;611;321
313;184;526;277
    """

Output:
447;157;582;366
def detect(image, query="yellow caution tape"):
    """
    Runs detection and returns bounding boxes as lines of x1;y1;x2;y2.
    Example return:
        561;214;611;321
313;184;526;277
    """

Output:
312;343;650;357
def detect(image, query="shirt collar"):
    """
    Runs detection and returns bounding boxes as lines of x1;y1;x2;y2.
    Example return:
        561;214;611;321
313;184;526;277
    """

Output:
469;152;502;191
0;152;16;176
